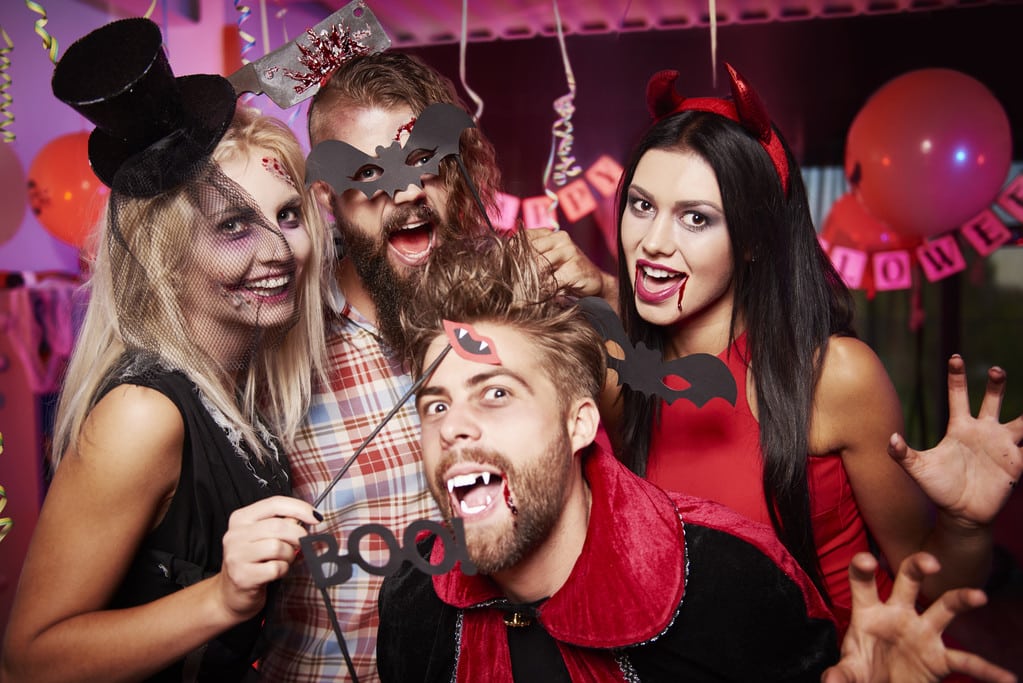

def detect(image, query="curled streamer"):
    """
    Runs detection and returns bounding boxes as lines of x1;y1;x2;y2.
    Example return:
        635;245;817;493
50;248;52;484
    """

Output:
0;456;11;544
541;0;582;229
0;27;14;142
234;1;257;66
25;0;58;63
550;94;581;186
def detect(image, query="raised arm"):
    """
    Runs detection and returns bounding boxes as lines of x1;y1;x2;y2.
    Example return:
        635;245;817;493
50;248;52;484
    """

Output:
817;341;1017;602
822;552;1017;683
889;355;1022;592
527;227;618;307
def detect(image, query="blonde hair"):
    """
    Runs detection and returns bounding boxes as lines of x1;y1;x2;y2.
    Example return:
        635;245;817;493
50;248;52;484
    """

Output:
51;106;330;465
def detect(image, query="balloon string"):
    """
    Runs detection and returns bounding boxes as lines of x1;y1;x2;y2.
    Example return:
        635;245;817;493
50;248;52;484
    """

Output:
459;0;484;121
0;27;14;142
277;6;289;43
541;0;582;230
709;0;718;88
259;0;270;58
274;7;300;124
234;1;258;106
24;0;58;63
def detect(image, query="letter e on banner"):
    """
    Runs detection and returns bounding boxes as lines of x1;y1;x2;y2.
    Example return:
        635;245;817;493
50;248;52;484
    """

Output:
585;155;624;198
996;173;1023;223
828;246;867;289
960;209;1011;257
522;195;557;230
557;178;597;223
872;250;912;291
917;235;966;282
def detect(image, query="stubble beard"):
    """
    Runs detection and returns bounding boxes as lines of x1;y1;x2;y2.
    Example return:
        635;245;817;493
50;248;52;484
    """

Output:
431;428;573;575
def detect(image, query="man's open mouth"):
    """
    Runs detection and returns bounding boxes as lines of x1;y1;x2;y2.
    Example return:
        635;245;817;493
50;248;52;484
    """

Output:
446;470;506;516
387;219;435;267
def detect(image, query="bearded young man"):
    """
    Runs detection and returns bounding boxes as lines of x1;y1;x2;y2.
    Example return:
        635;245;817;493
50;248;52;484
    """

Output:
377;231;1017;683
258;52;502;683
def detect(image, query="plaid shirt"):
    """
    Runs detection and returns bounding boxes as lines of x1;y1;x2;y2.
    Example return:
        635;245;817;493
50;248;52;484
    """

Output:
260;299;440;682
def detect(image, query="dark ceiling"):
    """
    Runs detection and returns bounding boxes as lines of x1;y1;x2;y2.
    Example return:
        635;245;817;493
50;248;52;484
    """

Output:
395;1;1020;192
75;0;1023;191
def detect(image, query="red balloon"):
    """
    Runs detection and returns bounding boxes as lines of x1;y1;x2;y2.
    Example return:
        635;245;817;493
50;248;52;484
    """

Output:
821;192;921;252
845;69;1011;238
27;132;109;248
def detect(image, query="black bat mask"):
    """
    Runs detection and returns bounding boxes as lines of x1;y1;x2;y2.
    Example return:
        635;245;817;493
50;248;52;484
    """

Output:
305;102;475;198
578;296;737;406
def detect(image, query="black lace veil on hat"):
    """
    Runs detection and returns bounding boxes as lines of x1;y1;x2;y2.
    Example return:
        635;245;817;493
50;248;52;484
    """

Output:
52;17;302;377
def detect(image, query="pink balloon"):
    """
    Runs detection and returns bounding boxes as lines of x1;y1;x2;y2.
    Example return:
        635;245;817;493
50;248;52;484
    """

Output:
845;69;1011;238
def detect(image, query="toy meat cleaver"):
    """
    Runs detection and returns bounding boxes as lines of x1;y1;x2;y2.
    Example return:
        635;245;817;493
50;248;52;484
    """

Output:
227;0;390;109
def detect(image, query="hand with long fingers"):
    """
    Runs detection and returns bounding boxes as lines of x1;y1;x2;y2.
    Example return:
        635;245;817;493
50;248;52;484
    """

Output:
822;552;1017;683
526;228;617;304
888;355;1023;526
216;495;321;621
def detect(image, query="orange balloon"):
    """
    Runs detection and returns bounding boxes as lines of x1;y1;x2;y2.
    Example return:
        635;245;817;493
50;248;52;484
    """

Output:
27;132;109;248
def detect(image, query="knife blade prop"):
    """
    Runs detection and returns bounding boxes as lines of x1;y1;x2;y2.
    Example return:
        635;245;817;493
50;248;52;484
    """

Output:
227;0;390;109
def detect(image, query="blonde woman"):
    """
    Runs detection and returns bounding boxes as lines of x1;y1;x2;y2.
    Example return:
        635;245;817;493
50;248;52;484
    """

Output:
1;18;329;682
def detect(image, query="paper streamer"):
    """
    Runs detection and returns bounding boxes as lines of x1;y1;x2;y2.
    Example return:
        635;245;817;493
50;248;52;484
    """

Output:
540;0;583;229
0;27;13;142
234;0;257;66
459;0;484;121
0;430;11;544
25;0;57;63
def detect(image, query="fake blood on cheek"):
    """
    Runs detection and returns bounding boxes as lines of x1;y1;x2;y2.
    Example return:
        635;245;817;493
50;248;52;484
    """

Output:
503;484;518;516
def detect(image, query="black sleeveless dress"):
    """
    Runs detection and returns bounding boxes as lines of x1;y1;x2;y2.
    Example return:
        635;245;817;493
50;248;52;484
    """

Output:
101;356;291;682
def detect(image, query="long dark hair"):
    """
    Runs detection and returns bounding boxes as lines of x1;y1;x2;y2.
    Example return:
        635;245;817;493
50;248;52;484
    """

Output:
615;111;856;599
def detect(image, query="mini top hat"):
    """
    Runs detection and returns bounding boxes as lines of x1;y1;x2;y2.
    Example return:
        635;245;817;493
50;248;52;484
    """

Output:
51;17;237;198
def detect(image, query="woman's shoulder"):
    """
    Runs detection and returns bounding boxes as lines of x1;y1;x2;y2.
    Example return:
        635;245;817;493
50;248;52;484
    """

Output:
811;335;902;452
83;384;186;464
818;335;893;395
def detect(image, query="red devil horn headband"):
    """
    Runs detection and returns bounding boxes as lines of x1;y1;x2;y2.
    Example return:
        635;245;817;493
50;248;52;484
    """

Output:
645;63;790;195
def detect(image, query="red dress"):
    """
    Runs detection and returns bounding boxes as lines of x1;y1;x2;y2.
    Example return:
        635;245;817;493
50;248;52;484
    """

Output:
644;333;893;631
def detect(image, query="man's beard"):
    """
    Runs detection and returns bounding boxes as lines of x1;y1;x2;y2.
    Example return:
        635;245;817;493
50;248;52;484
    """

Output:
430;427;573;575
336;204;440;349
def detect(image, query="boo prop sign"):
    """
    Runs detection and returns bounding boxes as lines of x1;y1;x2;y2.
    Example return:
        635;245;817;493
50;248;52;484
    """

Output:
301;518;477;590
